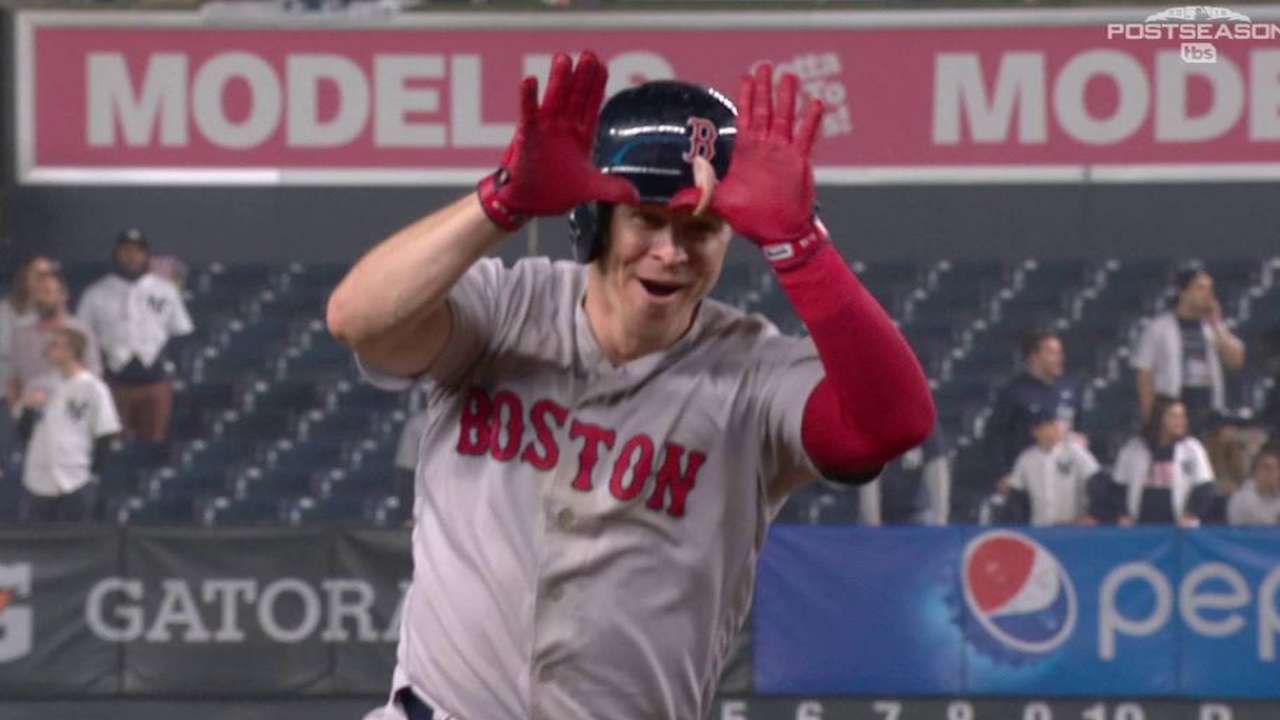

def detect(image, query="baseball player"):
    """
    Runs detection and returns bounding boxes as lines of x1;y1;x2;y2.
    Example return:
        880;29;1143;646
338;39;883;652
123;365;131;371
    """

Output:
328;51;935;720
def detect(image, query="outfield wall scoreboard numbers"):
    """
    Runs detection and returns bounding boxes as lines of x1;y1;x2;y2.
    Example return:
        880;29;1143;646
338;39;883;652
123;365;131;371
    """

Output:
713;698;1266;720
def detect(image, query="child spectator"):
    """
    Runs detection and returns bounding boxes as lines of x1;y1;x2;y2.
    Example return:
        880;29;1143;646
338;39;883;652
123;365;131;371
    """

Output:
17;327;121;522
1007;408;1102;526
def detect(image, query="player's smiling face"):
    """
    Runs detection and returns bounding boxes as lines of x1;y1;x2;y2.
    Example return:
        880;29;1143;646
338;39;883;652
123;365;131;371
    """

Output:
601;203;731;321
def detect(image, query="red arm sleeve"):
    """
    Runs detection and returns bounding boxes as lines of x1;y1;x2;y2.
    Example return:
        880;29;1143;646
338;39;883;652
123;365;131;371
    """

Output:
773;236;936;481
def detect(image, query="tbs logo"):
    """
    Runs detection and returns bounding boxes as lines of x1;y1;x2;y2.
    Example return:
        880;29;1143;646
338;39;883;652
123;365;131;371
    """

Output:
1181;42;1218;63
959;531;1077;662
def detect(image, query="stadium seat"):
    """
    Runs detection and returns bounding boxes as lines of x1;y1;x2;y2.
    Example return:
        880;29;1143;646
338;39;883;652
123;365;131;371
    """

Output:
364;494;410;528
108;495;194;526
196;495;286;527
283;495;363;526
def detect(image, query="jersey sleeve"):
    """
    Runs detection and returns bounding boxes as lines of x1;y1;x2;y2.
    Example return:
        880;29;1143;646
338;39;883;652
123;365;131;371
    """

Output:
167;283;195;337
75;285;100;337
1008;450;1031;490
355;256;543;392
1074;443;1101;479
751;332;826;491
81;324;104;377
91;379;123;438
1187;439;1214;485
1131;319;1159;371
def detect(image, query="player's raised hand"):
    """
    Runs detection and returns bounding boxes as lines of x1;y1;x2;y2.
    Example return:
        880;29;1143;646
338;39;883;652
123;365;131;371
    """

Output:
477;51;640;232
669;63;826;269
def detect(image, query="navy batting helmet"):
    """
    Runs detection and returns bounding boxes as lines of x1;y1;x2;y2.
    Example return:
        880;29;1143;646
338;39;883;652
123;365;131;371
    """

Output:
568;80;737;262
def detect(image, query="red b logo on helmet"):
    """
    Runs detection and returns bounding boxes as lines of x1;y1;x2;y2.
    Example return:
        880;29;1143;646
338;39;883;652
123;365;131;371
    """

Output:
682;117;717;164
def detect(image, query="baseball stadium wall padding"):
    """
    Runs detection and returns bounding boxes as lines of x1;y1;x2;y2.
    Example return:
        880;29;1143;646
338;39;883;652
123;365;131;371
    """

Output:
7;7;1280;263
755;525;1280;699
3;525;1280;700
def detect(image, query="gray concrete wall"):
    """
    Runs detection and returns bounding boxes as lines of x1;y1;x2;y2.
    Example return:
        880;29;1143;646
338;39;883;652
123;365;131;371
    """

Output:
10;182;1279;267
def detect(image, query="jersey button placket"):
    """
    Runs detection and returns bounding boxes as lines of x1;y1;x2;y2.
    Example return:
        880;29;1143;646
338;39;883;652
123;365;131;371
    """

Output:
530;435;573;714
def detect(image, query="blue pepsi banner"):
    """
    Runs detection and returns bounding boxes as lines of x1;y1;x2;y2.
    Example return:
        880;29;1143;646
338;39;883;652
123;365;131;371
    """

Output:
754;526;1280;699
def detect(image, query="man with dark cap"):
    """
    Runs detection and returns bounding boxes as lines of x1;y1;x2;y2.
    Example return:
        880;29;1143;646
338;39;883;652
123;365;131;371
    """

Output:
76;229;194;443
1133;264;1245;436
986;327;1086;481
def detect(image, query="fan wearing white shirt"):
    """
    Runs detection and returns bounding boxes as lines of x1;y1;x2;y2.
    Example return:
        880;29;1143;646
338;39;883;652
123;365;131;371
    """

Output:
1132;266;1245;436
16;327;121;523
76;229;193;443
1113;396;1215;527
1228;444;1280;526
1007;409;1102;526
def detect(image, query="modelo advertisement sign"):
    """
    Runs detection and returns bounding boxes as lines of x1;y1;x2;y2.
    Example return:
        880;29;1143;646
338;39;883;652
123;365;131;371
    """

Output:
754;526;1280;698
13;6;1280;185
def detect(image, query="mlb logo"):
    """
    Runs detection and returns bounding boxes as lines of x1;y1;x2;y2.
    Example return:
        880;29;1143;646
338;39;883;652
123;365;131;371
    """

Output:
1181;43;1217;63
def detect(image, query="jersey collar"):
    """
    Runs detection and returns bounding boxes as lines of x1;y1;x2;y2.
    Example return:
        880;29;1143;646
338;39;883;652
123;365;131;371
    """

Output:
572;278;710;391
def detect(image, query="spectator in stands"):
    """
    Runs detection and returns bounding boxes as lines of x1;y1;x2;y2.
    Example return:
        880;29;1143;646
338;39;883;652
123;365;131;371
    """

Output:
77;229;194;443
2;257;60;405
1;256;59;461
1006;408;1103;526
869;423;950;525
1201;411;1254;523
1133;265;1245;436
1114;396;1214;527
7;271;102;418
1227;443;1280;526
16;327;121;522
986;328;1085;480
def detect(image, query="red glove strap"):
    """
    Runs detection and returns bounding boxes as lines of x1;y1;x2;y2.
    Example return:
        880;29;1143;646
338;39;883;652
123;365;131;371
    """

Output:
759;218;829;271
476;169;529;233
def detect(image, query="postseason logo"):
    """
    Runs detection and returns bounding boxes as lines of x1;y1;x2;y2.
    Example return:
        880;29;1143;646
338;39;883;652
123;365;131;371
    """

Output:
1105;6;1280;63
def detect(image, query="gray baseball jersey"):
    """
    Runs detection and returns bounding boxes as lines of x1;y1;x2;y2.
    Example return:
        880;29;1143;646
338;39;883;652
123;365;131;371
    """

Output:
360;256;824;720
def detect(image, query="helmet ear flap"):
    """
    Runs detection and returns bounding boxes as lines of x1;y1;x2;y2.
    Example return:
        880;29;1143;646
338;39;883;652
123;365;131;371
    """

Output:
568;204;597;262
568;203;613;263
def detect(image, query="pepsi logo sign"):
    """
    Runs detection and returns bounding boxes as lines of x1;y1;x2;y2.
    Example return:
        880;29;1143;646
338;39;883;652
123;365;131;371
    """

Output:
961;531;1077;659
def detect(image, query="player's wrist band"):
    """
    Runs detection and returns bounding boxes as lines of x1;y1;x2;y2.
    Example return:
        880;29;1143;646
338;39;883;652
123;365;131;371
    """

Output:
758;217;830;272
476;167;529;233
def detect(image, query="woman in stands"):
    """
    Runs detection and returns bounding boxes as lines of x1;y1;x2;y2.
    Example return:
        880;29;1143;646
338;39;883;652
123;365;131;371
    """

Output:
1;256;61;462
1;256;60;406
1113;395;1215;527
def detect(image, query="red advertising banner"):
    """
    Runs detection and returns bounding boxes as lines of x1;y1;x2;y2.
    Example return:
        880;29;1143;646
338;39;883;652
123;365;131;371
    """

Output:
14;8;1280;185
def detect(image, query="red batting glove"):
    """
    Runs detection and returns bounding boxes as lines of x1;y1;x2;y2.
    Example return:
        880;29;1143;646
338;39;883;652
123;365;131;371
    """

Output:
669;64;826;270
477;51;639;232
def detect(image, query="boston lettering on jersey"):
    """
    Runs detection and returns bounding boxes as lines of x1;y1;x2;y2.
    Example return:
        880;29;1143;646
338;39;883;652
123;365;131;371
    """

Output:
456;386;707;517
